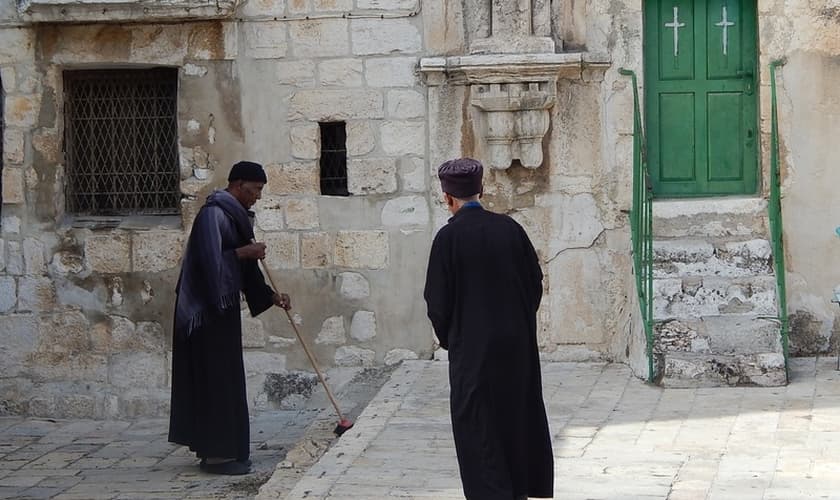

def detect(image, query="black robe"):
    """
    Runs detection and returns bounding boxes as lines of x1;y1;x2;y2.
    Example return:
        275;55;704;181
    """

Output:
424;204;554;500
168;201;275;461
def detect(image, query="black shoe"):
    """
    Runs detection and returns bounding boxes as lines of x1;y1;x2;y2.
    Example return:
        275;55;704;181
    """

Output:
199;460;251;475
200;458;252;467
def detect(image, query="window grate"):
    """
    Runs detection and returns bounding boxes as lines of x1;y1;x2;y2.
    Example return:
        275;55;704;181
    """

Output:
319;122;348;196
64;68;180;215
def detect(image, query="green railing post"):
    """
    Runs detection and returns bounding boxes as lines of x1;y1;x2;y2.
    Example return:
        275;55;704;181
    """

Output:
619;68;655;383
769;59;789;381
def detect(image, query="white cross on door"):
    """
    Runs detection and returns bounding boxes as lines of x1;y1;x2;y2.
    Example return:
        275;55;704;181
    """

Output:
664;6;686;57
715;5;735;56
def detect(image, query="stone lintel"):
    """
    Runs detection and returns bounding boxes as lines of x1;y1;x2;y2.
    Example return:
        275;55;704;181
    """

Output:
17;0;237;23
420;53;592;86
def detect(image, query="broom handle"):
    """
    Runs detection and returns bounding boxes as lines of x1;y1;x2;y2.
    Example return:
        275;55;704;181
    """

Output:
256;258;346;421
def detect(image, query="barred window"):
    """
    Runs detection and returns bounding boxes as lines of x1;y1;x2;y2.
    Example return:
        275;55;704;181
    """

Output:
63;68;180;215
319;122;348;196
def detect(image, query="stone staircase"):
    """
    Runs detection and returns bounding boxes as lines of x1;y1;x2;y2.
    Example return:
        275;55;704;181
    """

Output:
651;198;787;387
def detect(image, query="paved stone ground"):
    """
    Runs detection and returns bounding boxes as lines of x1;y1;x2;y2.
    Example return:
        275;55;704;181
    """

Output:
268;357;840;500
0;366;395;500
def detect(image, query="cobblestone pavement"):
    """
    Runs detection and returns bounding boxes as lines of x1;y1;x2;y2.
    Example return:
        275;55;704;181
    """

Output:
268;357;840;500
0;366;394;500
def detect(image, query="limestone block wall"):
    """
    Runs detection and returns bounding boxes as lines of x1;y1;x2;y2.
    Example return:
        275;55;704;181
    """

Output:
0;0;432;418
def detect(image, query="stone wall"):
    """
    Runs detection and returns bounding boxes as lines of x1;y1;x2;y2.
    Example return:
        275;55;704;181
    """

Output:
0;1;432;418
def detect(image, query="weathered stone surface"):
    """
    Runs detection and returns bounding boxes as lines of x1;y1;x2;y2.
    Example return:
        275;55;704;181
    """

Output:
315;316;346;345
290;123;320;160
387;89;426;119
398;157;426;192
256;196;285;231
56;394;96;419
346;121;377;156
365;57;417;87
380;121;425;155
110;353;166;389
338;272;370;299
0;29;35;64
290;19;349;58
0;276;15;313
384;348;419;365
334;345;375;366
2;167;25;204
277;61;316;86
381;196;429;227
3;128;24;164
244;352;287;375
2;216;21;234
51;250;84;276
7;241;23;275
285;198;319;230
289;89;384;121
85;233;131;274
111;318;165;353
662;352;786;388
319;59;363;87
242;315;267;348
33;128;60;164
0;314;38;377
22;238;46;275
17;276;56;312
351;18;422;55
5;94;39;128
241;0;286;16
653;276;777;320
264;232;300;269
334;231;388;269
265;162;320;195
244;23;288;59
301;232;333;269
0;67;15;93
357;0;416;7
350;311;377;341
129;25;187;64
537;193;604;256
133;231;184;273
315;0;352;9
348;158;398;194
548;250;607;344
183;63;208;77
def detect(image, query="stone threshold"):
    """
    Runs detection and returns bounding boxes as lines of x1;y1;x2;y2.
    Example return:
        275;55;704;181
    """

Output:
652;196;768;219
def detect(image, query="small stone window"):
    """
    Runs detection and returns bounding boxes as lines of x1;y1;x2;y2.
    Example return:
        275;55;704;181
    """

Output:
319;122;348;196
63;68;180;216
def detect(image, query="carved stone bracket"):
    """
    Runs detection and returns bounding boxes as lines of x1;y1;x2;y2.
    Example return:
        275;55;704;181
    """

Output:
420;53;607;169
471;82;554;169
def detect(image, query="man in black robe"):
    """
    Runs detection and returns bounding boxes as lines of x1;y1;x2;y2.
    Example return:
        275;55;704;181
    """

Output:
169;161;291;476
424;158;554;499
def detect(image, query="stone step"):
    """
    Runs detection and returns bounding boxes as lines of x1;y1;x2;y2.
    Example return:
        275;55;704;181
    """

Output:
653;239;772;278
652;197;768;240
660;352;786;388
653;275;777;320
654;316;782;356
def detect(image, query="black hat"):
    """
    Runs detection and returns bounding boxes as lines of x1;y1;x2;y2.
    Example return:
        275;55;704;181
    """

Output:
438;158;483;198
228;161;267;183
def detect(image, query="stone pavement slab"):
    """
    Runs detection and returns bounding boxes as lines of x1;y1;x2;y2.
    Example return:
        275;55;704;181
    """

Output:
266;357;840;500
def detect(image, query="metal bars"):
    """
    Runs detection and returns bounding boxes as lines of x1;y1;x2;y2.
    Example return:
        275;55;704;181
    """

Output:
63;68;180;215
620;68;655;383
319;122;349;196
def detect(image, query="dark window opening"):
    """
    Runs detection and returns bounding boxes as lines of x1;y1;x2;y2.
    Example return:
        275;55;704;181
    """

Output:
63;68;180;216
319;122;348;196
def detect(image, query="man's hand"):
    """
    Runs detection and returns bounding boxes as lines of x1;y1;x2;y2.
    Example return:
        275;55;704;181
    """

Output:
236;242;266;260
273;293;291;310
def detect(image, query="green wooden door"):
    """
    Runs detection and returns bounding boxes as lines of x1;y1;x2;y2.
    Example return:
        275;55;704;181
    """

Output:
644;0;758;197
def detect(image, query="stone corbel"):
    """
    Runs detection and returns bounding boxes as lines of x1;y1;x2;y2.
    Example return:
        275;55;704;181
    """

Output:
471;81;554;169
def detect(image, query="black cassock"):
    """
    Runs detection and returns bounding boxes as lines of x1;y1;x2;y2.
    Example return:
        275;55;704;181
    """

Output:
424;204;554;500
169;201;275;462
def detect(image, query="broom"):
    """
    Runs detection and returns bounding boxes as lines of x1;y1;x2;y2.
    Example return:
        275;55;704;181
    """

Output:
255;256;354;436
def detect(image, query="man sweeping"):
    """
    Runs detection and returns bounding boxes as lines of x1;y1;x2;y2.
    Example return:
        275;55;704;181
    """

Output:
169;161;291;475
424;158;554;499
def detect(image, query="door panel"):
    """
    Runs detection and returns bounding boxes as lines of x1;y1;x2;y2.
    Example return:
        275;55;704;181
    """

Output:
644;0;758;197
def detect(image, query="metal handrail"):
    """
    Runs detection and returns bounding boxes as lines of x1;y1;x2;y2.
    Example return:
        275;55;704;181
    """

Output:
619;68;655;383
769;59;790;381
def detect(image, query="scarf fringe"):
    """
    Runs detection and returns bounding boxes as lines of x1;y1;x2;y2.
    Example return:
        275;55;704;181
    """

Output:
185;291;242;337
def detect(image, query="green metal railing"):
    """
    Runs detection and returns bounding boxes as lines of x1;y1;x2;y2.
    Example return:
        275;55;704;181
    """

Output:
769;59;790;380
619;68;655;383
